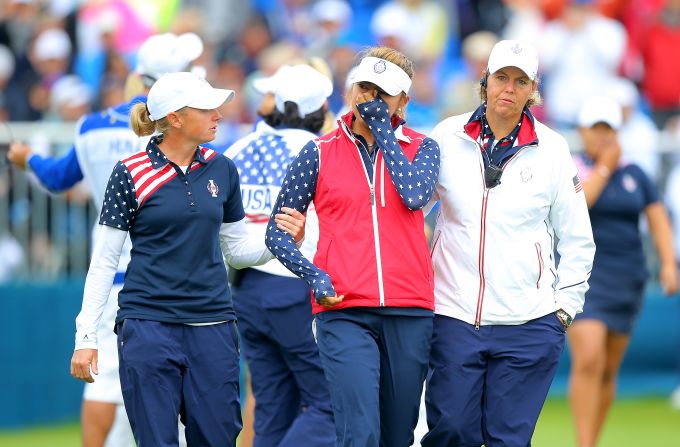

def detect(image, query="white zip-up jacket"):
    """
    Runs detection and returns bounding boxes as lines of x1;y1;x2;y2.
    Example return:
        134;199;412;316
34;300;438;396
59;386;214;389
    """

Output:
429;112;595;326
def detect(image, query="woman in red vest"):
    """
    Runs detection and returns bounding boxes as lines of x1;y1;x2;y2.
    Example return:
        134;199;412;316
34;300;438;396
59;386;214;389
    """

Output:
266;46;440;447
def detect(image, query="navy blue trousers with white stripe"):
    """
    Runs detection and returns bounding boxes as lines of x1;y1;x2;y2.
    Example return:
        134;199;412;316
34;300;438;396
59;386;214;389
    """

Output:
315;308;433;447
233;269;335;447
117;319;241;447
422;313;565;447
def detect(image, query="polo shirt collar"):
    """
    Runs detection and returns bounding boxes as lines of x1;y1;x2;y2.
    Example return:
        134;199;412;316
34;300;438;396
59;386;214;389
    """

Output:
146;135;208;169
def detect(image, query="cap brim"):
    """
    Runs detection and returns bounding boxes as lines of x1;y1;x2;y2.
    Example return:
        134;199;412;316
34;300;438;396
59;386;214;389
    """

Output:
188;88;236;110
350;71;402;96
253;76;276;94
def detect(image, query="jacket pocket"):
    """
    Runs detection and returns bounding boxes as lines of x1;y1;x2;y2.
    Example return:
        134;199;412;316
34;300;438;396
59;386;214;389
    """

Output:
534;242;543;289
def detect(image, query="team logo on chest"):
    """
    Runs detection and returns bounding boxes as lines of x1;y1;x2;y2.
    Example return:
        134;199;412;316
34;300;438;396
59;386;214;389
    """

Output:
622;174;637;193
520;167;533;183
207;179;219;197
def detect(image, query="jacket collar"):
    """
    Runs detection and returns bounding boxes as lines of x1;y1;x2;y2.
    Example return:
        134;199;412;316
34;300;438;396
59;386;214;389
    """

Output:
463;103;538;148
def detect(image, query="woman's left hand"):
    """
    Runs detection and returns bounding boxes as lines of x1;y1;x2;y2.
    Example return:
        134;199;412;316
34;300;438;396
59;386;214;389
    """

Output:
659;263;679;296
275;206;306;243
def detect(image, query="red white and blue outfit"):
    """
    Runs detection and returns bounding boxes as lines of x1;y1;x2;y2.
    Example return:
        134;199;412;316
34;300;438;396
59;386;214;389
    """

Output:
423;105;595;446
75;136;274;446
265;97;440;447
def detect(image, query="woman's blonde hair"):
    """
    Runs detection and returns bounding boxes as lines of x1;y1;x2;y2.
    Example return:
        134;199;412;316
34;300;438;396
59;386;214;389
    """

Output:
129;103;174;136
478;70;543;108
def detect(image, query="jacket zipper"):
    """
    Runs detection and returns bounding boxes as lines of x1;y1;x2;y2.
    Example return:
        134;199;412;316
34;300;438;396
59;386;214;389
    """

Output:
475;187;489;330
468;137;536;329
535;242;543;288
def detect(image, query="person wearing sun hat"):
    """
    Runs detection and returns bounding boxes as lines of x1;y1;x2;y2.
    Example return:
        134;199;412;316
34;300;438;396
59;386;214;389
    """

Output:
225;63;336;447
422;40;595;446
69;71;307;446
567;95;678;447
265;46;440;447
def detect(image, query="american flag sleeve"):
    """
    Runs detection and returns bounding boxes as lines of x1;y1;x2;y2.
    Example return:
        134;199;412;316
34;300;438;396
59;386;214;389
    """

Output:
265;141;336;302
356;97;441;210
99;161;137;230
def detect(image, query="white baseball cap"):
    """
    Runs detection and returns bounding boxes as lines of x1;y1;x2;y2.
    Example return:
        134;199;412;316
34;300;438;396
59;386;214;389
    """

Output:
146;72;235;121
50;75;92;109
578;96;622;130
312;0;352;24
274;64;333;117
136;32;204;82
487;39;538;80
349;56;412;96
253;65;290;95
34;28;71;61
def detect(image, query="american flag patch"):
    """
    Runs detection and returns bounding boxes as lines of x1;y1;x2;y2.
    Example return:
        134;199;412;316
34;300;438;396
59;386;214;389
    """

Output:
573;174;583;193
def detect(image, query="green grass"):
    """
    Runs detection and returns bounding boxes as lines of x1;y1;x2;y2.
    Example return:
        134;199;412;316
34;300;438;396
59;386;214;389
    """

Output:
533;397;680;446
1;397;678;446
0;422;79;447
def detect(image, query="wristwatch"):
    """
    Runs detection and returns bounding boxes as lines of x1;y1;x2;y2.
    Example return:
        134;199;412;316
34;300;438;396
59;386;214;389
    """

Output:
555;309;573;329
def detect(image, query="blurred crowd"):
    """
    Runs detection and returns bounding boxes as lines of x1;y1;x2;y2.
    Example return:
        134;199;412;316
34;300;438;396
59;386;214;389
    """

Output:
0;0;679;144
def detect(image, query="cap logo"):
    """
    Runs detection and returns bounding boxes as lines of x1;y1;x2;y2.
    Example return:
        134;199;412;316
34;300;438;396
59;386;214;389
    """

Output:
511;43;523;54
374;60;386;74
207;179;219;198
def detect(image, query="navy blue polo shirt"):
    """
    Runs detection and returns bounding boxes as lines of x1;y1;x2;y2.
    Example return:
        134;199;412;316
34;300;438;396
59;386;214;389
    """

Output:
100;136;245;324
576;155;659;288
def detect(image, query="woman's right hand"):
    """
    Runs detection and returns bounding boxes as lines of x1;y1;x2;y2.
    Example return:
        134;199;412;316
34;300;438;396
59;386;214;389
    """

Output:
71;348;98;383
319;294;344;308
595;140;621;173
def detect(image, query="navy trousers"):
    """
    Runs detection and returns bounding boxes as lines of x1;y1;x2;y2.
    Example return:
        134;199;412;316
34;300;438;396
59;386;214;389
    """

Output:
422;313;565;447
233;269;335;447
117;319;241;447
315;308;433;447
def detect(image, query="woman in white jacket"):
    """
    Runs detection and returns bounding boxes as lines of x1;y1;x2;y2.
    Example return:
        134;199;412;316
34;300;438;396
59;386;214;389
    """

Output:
422;40;595;446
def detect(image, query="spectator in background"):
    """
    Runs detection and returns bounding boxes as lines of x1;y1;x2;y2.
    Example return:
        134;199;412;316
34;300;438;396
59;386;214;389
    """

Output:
307;0;352;58
46;74;92;122
502;0;545;43
640;0;680;130
371;0;449;64
8;32;206;447
606;76;661;182
539;0;627;127
441;30;498;117
0;44;15;121
568;96;678;447
266;46;440;447
28;27;72;118
225;64;336;447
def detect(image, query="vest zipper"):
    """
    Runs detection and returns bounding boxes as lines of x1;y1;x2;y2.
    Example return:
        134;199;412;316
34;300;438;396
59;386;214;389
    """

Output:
352;136;386;307
380;157;386;207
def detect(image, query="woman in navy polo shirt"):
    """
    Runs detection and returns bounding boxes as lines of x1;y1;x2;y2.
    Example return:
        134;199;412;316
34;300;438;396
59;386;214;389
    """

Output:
70;72;305;447
568;96;678;447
